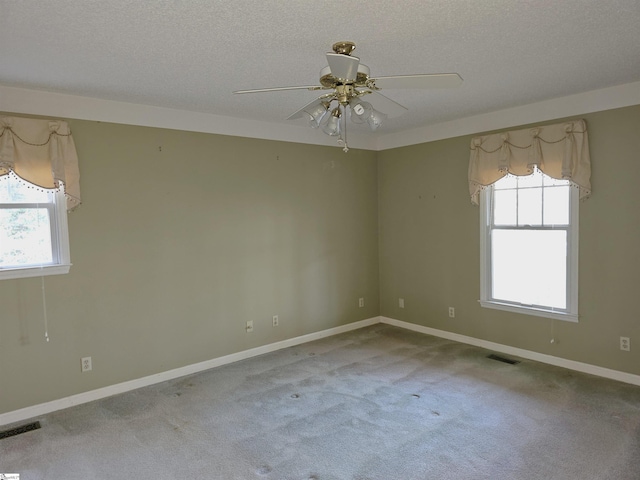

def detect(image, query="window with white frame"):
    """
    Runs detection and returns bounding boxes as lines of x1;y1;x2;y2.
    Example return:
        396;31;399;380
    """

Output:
479;167;579;322
0;172;71;280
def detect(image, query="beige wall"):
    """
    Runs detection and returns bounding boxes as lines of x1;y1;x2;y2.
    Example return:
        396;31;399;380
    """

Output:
2;104;639;416
378;105;640;375
0;120;380;414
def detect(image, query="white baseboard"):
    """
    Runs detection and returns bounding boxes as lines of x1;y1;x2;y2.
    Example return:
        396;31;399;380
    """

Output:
0;317;380;427
3;315;638;427
381;316;640;387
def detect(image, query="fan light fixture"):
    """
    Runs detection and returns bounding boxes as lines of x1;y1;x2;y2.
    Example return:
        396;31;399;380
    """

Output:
233;41;463;153
322;107;342;136
367;109;387;131
349;98;373;124
304;97;386;152
305;101;330;128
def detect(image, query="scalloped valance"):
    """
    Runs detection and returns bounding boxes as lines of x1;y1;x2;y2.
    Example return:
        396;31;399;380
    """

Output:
468;119;591;205
0;115;81;211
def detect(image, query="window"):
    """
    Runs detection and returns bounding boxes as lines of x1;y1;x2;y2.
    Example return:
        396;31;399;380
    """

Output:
479;167;578;322
0;172;71;280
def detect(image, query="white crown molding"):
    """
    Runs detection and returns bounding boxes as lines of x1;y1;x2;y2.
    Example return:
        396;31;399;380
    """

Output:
375;80;640;150
0;84;377;151
0;316;380;427
380;316;640;387
3;81;639;153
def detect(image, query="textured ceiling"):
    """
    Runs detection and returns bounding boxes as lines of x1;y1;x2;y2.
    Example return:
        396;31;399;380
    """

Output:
2;1;640;137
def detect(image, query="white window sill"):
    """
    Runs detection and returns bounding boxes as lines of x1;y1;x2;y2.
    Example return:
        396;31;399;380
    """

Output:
0;264;71;281
479;300;578;323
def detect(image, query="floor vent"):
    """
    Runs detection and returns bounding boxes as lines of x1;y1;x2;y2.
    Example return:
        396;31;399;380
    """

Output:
487;354;520;365
0;421;41;440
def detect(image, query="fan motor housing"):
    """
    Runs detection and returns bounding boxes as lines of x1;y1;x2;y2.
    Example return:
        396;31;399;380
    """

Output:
319;64;370;88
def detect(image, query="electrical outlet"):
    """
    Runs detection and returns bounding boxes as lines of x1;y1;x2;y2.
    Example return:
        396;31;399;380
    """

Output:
246;321;254;333
81;356;92;372
358;298;365;308
272;315;279;327
449;307;455;318
399;298;405;308
620;336;630;351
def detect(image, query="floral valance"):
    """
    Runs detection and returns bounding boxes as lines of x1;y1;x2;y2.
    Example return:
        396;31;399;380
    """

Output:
468;119;591;205
0;115;81;211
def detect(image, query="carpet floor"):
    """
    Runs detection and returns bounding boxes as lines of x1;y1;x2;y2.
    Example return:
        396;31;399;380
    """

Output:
2;324;640;479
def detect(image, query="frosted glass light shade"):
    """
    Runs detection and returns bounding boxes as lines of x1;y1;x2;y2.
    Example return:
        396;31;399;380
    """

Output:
367;109;387;131
322;108;342;136
349;99;373;124
305;103;329;128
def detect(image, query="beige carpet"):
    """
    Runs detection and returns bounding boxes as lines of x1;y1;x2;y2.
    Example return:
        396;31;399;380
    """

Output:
2;324;640;479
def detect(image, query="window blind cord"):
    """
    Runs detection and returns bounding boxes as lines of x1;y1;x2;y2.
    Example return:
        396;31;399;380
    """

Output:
550;319;555;344
35;196;50;342
41;275;49;342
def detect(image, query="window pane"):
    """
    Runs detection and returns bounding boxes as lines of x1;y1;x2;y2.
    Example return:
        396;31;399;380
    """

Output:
517;187;542;226
517;171;543;188
0;173;53;203
543;175;570;187
494;174;518;190
543;185;570;225
492;229;567;309
0;208;53;267
493;189;517;226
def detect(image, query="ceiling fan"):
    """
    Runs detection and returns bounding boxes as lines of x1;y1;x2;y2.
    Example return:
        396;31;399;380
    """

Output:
234;41;462;152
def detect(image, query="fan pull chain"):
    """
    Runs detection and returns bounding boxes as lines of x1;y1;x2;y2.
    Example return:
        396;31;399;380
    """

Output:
338;104;349;153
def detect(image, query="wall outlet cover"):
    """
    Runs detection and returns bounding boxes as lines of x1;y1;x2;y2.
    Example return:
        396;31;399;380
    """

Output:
620;336;630;351
81;357;92;372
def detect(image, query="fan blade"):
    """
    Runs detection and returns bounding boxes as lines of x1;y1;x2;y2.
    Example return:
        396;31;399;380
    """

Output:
234;85;323;94
365;91;408;118
370;73;463;89
326;53;360;81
